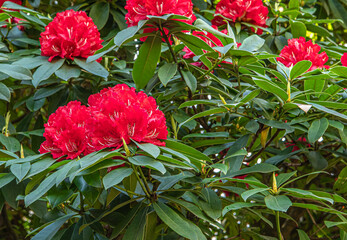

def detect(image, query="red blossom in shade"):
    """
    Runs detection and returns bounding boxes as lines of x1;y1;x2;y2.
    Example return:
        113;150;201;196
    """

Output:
87;84;168;153
40;9;103;62
0;0;26;31
285;137;311;152
212;0;268;34
277;37;329;71
39;101;90;160
183;27;241;69
125;0;195;27
341;53;347;67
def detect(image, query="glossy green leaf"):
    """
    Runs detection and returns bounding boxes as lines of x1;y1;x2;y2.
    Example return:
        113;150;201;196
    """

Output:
158;63;177;86
308;118;329;143
133;35;162;90
129;156;166;174
102;168;133;190
32;59;65;88
264;195;292;212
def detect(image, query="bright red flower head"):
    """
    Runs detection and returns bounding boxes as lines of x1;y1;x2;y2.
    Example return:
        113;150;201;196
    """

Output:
212;0;268;34
40;10;103;62
277;37;329;71
39;101;90;160
341;53;347;67
87;84;168;152
125;0;196;27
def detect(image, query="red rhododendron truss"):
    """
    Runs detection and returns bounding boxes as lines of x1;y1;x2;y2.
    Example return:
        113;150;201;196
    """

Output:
125;0;196;27
87;84;168;152
212;0;269;34
277;37;329;71
39;101;90;160
40;85;168;160
40;9;103;62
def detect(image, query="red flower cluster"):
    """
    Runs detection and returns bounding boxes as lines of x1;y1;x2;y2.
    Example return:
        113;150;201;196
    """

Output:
39;101;90;160
341;53;347;67
277;37;329;71
40;10;103;62
212;0;268;34
39;84;168;160
125;0;196;27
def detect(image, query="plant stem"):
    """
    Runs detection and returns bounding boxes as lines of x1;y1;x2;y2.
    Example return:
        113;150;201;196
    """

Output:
276;211;283;240
131;164;151;199
138;166;152;195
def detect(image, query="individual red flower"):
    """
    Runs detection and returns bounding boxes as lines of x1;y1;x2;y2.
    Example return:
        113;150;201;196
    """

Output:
277;37;329;71
40;9;103;62
39;101;90;160
341;53;347;67
212;0;268;34
285;137;311;152
125;0;195;27
87;84;168;153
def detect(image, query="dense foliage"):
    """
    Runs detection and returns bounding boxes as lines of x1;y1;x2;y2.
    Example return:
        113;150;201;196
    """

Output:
0;0;346;239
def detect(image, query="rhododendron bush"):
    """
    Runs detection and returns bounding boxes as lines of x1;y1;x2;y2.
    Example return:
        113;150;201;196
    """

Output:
0;0;346;239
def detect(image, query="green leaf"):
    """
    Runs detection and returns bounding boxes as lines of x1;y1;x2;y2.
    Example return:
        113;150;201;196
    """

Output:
330;66;347;77
102;168;133;190
111;203;143;238
0;82;10;102
0;173;15;188
282;188;333;204
264;195;292;212
308;118;329;143
276;171;297;187
307;151;328;170
290;20;307;38
227;163;279;178
181;70;197;93
129;156;166;174
253;78;287;102
158;63;177;86
199;188;222;219
114;20;147;47
123;207;148;240
239;35;265;52
175;32;213;68
55;65;81;81
290;60;312;79
32;59;65;88
154;171;194;191
89;2;110;29
241;188;270;201
32;214;75;240
223;202;263;216
24;171;60;206
178;108;228;129
133;35;162;90
165;139;211;163
305;101;347;121
133;141;160;159
10;162;30;181
0;134;20;152
0;64;32;80
74;58;109;78
153;202;207;240
33;85;65;100
297;229;310;240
